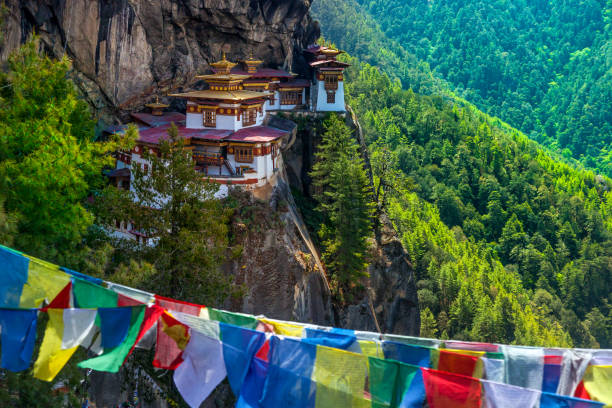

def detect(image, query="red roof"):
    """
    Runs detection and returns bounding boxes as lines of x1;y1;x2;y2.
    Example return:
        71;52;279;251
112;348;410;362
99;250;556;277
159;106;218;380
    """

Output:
309;60;350;68
136;124;285;145
226;126;286;143
230;67;294;79
278;79;310;88
131;112;186;127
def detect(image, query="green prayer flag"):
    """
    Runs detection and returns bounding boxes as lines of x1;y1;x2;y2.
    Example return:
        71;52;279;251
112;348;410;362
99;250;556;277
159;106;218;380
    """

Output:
77;306;145;373
208;308;258;329
369;357;397;408
72;278;118;308
369;357;420;408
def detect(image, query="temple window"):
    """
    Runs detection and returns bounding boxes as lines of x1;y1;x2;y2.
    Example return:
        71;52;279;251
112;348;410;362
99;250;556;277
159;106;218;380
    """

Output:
324;74;338;90
242;109;257;126
326;91;336;104
204;110;216;127
280;91;302;105
235;147;254;163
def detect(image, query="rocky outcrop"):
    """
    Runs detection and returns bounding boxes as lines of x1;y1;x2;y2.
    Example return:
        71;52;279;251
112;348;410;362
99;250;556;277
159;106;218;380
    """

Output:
1;0;319;121
224;188;331;325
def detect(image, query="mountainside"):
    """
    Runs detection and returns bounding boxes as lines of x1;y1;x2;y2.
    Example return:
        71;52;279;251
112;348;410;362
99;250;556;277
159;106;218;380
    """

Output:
314;0;612;176
0;0;319;121
311;2;612;347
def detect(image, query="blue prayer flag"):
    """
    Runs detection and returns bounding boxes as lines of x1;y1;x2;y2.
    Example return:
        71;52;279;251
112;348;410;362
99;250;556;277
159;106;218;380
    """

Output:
0;309;38;371
540;391;605;408
98;307;132;348
382;341;431;367
260;337;317;408
220;323;266;396
0;246;29;307
303;327;357;350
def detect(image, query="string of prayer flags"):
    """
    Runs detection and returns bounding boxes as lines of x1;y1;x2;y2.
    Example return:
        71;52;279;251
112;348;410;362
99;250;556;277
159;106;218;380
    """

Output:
0;308;37;372
78;305;145;373
0;245;29;307
33;308;97;381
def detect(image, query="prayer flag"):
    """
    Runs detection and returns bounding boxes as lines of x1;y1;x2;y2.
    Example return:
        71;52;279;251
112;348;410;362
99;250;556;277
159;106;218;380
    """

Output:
481;380;540;408
437;349;483;378
206;307;259;329
72;277;117;308
237;357;269;408
0;246;29;307
382;341;432;367
540;391;605;408
153;295;204;369
220;322;266;396
421;368;481;408
259;318;305;337
501;345;544;390
303;327;357;350
174;328;227;408
78;305;145;372
33;308;96;381
0;308;37;372
98;307;132;348
19;256;70;308
260;337;317;408
582;365;612;406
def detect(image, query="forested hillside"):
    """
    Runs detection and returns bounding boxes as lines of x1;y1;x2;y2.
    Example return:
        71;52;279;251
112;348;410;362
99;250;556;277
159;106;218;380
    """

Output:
341;52;612;348
312;0;612;177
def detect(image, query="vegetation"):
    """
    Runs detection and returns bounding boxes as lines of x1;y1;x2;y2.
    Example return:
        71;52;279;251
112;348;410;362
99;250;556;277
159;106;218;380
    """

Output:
342;54;612;347
0;39;121;264
313;0;612;177
310;114;375;298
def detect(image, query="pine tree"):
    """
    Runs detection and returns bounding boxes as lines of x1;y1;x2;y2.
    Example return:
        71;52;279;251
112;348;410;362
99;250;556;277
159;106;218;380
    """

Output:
310;114;375;296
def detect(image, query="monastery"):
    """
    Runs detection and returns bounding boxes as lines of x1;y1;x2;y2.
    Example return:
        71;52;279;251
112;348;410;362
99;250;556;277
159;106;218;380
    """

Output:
107;45;348;243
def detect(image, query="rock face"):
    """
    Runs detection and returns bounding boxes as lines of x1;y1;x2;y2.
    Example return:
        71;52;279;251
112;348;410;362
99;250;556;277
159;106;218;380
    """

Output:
1;0;319;121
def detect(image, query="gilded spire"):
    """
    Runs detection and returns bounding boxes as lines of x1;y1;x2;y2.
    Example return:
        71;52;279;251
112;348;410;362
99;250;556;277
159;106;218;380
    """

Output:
210;52;237;75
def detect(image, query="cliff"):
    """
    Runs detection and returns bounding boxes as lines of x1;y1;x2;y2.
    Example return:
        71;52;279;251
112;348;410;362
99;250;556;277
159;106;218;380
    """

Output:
0;0;319;121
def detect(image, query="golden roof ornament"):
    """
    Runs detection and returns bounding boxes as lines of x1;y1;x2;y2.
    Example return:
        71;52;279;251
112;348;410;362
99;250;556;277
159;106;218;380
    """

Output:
145;96;169;116
210;52;237;75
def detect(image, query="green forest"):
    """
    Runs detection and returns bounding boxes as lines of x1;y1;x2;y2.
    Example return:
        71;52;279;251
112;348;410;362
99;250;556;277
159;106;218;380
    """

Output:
312;0;612;177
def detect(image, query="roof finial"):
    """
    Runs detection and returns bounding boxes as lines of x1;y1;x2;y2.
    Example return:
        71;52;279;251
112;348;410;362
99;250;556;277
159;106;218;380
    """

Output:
222;51;227;61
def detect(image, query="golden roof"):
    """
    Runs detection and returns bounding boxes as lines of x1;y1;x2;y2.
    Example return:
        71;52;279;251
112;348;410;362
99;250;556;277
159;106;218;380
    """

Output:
145;96;169;109
169;90;273;102
195;73;252;82
243;52;263;66
210;53;237;74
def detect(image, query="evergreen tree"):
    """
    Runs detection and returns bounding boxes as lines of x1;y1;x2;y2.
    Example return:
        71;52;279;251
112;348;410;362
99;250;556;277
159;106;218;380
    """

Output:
310;114;375;296
0;38;120;263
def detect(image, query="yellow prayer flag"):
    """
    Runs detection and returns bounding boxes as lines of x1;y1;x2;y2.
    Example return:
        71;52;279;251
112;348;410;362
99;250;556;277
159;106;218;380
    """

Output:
312;346;370;408
358;340;383;358
33;309;78;382
259;318;305;337
583;365;612;407
19;256;70;308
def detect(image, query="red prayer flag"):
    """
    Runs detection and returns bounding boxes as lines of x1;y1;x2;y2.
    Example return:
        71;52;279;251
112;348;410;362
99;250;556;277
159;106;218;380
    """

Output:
47;282;72;308
153;296;203;369
118;293;144;307
438;350;480;377
125;305;165;362
422;368;482;408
